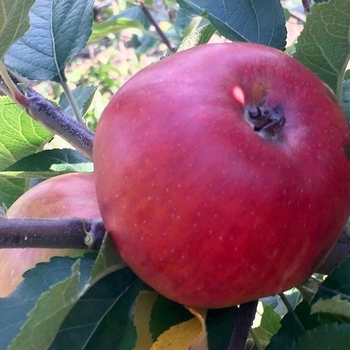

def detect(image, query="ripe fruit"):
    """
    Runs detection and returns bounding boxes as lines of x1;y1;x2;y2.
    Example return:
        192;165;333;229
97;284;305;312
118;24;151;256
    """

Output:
0;173;100;297
93;43;350;308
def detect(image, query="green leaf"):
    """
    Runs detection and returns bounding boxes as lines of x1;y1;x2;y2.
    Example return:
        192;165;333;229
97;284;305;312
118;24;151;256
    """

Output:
293;0;350;98
177;22;216;52
2;235;140;350
267;300;321;350
49;236;144;349
344;70;350;80
8;260;86;350
0;96;52;207
0;97;52;170
111;5;151;28
283;8;291;21
89;6;148;44
59;86;97;118
89;234;127;281
259;302;282;340
89;18;144;44
262;291;300;317
135;34;158;56
149;295;193;342
173;7;196;39
290;323;350;350
206;307;238;350
342;79;350;121
2;149;92;179
176;0;287;50
83;279;148;350
309;258;350;325
49;268;142;350
312;295;350;320
0;0;35;59
0;255;96;350
314;257;350;302
0;178;26;209
5;0;95;82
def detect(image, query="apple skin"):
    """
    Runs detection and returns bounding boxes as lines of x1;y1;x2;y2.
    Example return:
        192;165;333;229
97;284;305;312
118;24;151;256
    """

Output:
93;43;350;308
0;173;100;297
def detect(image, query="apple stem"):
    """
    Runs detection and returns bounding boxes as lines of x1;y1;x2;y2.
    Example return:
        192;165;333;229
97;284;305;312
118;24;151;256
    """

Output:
60;80;85;124
245;105;286;139
279;293;306;332
227;299;258;350
0;218;106;249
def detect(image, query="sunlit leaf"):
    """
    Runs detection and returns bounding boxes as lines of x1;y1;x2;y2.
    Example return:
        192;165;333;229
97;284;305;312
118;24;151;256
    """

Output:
312;295;350;320
89;5;150;44
134;291;159;350
293;0;350;98
177;22;215;51
1;149;92;179
0;96;52;206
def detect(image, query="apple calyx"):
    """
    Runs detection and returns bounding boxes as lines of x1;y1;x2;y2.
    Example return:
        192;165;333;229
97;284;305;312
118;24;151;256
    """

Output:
245;104;285;139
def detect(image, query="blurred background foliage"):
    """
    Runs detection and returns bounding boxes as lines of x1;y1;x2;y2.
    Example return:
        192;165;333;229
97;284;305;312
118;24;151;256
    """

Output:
34;0;305;132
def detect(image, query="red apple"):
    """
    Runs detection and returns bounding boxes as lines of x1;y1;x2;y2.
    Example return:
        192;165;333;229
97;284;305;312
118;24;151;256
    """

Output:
0;172;100;297
93;43;350;308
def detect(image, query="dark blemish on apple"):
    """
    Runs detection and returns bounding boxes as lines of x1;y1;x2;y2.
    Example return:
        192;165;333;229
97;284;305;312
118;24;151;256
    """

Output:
344;143;350;160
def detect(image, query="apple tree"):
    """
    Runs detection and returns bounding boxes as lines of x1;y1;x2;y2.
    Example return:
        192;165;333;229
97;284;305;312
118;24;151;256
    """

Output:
0;0;350;349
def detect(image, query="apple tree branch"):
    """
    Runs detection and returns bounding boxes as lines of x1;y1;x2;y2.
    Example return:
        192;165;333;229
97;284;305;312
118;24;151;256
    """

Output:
0;217;105;250
228;300;258;350
0;70;94;159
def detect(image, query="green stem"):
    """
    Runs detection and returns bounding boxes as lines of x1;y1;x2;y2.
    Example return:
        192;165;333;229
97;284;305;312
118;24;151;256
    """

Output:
0;61;26;104
60;80;85;124
279;293;305;332
249;328;264;350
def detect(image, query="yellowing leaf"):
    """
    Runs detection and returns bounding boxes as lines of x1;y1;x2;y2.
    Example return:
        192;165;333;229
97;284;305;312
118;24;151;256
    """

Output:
134;291;159;350
151;308;208;350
